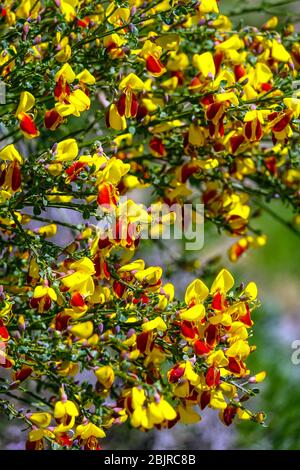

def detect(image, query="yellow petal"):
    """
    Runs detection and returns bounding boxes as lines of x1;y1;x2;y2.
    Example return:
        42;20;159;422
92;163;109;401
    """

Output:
69;89;90;112
47;287;58;301
118;259;145;273
55;63;76;83
210;390;227;410
243;282;258;300
207;350;229;368
119;73;144;91
225;339;250;360
76;422;106;439
109;104;127;131
33;285;49;298
209;313;232;326
237;408;252;420
160;399;177;420
215;35;244;51
134;267;162;285
70;257;95;274
185;279;209;305
55;138;78;162
29;412;52;428
37;224;57;238
180;304;205;322
252;371;266;383
65;400;79;416
272;40;291;62
70;321;93;339
54;400;66;418
178;404;201;424
132;387;146;408
0;144;23;163
94;365;115;388
193;52;215;78
210;269;234;295
76;69;96;85
16;91;35;117
142;317;167;332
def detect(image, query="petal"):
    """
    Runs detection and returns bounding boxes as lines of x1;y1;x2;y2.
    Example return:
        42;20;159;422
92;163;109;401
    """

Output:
0;144;23;163
160;399;177;420
29;412;52;428
56;139;78;162
70;321;93;339
119;73;144;91
70;257;95;274
185;279;209;305
243;282;258;300
180;304;205;322
210;269;234;295
142;317;167;332
15;91;35;116
76;69;96;85
65;400;79;417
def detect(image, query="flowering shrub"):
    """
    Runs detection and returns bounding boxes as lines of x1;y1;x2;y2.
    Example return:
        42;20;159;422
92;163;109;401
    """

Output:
0;0;299;450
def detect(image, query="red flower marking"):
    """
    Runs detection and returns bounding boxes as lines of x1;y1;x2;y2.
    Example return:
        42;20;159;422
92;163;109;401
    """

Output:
181;320;197;339
19;113;39;137
200;390;211;409
223;406;237;426
168;365;185;383
146;55;164;75
205;366;220;387
70;292;85;308
0;320;9;341
194;339;211;355
234;64;246;81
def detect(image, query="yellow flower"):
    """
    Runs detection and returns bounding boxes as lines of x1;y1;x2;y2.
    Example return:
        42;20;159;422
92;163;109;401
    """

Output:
193;52;215;78
36;224;57;238
225;339;250;361
95;365;115;389
61;257;95;297
75;422;106;439
70;321;94;339
119;73;144;91
107;103;127;130
178;404;201;424
198;0;219;14
207;350;229;368
271;40;291;62
142;317;167;332
29;412;52;428
0;144;23;163
60;0;80;22
16;0;40;19
76;69;96;85
54;399;79;432
180;304;205;322
15;91;35;118
31;285;57;313
148;399;177;425
134;266;162;286
185;279;209;306
54;139;78;162
210;269;234;295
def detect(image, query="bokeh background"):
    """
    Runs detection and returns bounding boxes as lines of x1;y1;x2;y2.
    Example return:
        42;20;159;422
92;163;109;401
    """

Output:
1;0;300;450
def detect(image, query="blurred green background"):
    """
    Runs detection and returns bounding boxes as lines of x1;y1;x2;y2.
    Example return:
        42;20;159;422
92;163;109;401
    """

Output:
221;0;300;450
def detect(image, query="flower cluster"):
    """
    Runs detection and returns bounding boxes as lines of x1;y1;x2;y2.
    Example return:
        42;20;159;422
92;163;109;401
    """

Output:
0;0;299;450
